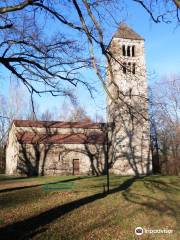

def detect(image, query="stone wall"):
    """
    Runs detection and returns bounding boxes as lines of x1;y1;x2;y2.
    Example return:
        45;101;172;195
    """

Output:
6;122;107;176
107;36;152;175
17;143;106;176
6;124;19;175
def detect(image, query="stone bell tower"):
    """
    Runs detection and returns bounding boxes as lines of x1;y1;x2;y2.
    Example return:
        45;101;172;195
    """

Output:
107;24;151;175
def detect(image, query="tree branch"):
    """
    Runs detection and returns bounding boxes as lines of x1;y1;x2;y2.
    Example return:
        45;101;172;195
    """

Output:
0;0;38;14
173;0;180;9
0;23;13;29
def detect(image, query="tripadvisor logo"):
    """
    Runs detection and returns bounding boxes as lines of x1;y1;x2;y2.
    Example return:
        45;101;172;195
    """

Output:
135;227;144;236
135;226;174;235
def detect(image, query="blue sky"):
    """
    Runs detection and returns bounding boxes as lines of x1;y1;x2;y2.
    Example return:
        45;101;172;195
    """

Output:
1;1;180;120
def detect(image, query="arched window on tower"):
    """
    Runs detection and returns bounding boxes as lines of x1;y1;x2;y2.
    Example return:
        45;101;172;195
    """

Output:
122;45;126;56
129;88;132;98
132;63;136;74
123;62;127;74
127;46;131;57
128;62;131;73
132;46;135;57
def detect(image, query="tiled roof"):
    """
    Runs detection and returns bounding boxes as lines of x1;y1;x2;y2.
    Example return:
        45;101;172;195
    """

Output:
113;23;144;40
13;120;106;129
16;132;107;145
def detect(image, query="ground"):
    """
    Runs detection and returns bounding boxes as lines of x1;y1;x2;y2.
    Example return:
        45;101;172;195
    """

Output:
0;175;179;240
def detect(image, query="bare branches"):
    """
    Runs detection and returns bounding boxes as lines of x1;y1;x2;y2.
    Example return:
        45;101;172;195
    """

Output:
0;1;98;99
0;0;178;126
32;2;83;32
0;115;9;119
0;0;37;14
133;0;161;23
150;75;180;174
78;0;149;122
133;0;180;23
0;0;179;103
0;23;13;29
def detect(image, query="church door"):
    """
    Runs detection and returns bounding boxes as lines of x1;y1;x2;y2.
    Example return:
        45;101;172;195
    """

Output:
73;159;79;175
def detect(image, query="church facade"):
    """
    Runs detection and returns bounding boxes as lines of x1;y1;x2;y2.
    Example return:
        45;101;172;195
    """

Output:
6;24;152;176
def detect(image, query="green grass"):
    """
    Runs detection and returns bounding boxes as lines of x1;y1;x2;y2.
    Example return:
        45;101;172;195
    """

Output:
0;175;179;240
0;174;79;182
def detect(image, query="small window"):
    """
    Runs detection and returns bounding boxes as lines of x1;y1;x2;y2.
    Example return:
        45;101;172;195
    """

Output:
59;153;62;161
122;45;126;56
132;63;136;74
127;46;131;57
129;88;132;98
128;62;131;73
131;114;134;122
123;62;126;74
132;46;135;57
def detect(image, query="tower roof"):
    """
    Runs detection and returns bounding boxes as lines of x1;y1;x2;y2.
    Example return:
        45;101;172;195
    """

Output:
113;23;144;40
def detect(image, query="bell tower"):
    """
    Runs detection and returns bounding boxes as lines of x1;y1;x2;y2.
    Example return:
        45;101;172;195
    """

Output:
107;24;151;175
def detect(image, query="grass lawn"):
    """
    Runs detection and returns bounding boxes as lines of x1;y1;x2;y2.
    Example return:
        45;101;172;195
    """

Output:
0;174;179;240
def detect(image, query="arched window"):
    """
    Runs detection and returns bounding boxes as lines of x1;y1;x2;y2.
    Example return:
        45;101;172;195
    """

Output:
128;62;131;72
127;46;131;57
132;63;136;74
123;62;126;74
132;46;135;57
129;88;132;98
122;45;126;56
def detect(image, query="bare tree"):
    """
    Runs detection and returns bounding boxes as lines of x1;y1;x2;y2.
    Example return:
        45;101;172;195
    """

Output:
0;84;28;144
133;0;180;23
0;1;179;110
0;0;173;120
40;109;55;121
0;0;123;103
59;102;91;122
150;75;180;175
26;99;40;120
69;106;91;122
1;0;178;177
0;95;8;145
0;83;29;172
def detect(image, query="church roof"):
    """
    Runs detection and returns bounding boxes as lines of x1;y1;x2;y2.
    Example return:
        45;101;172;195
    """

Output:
16;132;107;145
13;120;106;129
113;23;144;40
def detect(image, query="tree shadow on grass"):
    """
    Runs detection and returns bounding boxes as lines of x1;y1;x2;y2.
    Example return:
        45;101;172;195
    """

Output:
0;175;29;182
122;177;180;225
0;177;89;210
0;176;88;194
0;177;137;240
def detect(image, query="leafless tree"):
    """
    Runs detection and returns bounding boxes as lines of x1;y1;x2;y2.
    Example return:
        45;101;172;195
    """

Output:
0;84;28;144
0;83;29;171
0;1;179;112
26;99;40;120
0;0;123;105
59;101;91;122
1;0;178;177
68;106;91;122
40;109;55;121
150;75;180;175
133;0;180;23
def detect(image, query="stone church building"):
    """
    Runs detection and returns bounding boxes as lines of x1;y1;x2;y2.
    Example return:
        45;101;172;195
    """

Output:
6;24;152;176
